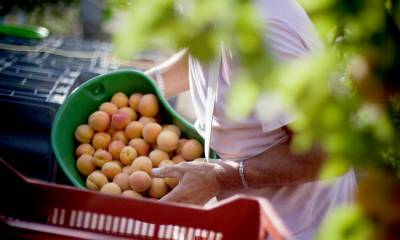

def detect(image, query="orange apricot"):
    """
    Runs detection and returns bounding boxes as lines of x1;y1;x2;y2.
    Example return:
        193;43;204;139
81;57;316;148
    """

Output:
149;178;168;199
111;92;129;108
86;171;108;190
163;124;181;138
120;146;137;165
128;171;152;192
101;161;122;180
175;139;188;154
157;131;179;152
129;138;150;156
121;190;143;199
108;140;125;160
149;149;169;167
171;155;185;164
181;139;203;161
74;124;94;144
99;102;118;116
142;122;162;143
88;111;110;132
93;149;113;167
111;109;130;130
138;116;156;126
112;130;128;144
113;173;130;191
138;94;159;117
125;121;143;139
131;156;153;175
100;182;121;195
120;107;137;121
128;93;143;111
92;132;111;150
75;143;95;157
76;154;96;176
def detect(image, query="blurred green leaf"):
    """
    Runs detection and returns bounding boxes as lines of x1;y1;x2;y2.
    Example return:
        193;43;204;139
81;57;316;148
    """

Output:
227;71;260;119
316;205;373;240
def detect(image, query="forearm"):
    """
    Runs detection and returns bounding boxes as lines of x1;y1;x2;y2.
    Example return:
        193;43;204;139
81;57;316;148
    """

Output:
146;49;189;97
215;138;325;191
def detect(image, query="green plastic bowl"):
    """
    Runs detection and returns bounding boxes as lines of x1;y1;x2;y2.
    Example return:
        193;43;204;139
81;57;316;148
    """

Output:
52;69;213;188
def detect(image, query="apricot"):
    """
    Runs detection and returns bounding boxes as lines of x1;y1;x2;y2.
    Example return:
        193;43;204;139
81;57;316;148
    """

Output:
128;93;143;111
125;121;143;139
113;173;130;191
101;161;122;180
75;143;95;157
142;122;162;143
111;92;129;108
129;138;150;156
181;139;203;161
165;177;179;189
112;130;128;144
92;132;111;150
158;161;178;188
107;127;116;136
76;154;96;176
138;116;156;126
175;139;188;154
93;149;113;167
157;131;179;152
163;125;181;138
122;165;134;175
120;107;137;121
128;171;152;192
138;94;159;117
120;146;137;165
74;124;94;144
121;190;143;199
171;155;185;164
99;102;118;116
100;182;121;195
131;156;153;175
108;140;125;160
88;111;110;132
149;149;169;167
111;109;130;130
86;171;108;190
149;178;168;199
158;159;174;167
112;160;124;168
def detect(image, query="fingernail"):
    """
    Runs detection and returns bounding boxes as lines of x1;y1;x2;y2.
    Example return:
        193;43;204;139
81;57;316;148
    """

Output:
152;168;160;175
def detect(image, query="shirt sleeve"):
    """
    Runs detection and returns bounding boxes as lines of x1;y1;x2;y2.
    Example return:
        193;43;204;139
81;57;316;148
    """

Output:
257;19;316;132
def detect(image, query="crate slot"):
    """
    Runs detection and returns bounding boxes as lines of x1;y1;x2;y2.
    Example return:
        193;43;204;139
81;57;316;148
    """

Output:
90;213;98;230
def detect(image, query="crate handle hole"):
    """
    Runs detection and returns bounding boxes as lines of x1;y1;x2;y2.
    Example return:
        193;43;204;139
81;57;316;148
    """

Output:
89;84;105;99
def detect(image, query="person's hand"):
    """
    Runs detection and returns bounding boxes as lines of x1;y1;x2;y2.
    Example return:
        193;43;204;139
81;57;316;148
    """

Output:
151;160;223;205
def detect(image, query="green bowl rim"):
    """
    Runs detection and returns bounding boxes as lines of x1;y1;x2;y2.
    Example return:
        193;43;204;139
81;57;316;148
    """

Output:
51;69;199;188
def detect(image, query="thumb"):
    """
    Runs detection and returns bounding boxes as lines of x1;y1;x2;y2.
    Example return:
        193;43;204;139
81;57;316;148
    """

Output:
152;165;185;178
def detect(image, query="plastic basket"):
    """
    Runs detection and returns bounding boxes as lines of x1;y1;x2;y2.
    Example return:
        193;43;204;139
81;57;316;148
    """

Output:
0;159;289;240
51;69;216;188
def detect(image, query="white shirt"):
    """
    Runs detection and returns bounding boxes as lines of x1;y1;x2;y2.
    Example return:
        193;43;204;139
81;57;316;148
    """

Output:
188;0;357;239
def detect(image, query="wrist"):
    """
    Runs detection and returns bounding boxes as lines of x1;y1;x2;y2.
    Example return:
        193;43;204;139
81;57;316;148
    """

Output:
213;160;243;192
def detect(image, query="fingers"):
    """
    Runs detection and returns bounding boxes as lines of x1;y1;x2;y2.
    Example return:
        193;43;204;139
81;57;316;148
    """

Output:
159;186;185;203
159;184;202;205
152;164;186;178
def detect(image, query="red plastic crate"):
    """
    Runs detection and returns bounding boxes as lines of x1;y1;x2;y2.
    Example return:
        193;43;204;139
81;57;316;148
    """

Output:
0;159;290;240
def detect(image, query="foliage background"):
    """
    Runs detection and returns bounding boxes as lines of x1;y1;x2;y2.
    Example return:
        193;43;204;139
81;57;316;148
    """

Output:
2;0;399;238
112;0;400;238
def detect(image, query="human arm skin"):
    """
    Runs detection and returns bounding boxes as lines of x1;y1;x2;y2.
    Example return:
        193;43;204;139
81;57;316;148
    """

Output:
152;129;326;205
145;49;189;98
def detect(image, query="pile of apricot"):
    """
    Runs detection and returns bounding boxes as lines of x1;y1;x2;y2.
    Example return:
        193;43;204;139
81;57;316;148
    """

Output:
74;92;203;199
